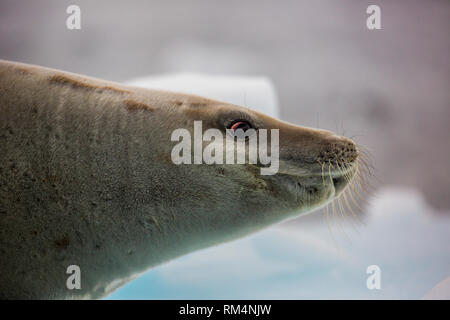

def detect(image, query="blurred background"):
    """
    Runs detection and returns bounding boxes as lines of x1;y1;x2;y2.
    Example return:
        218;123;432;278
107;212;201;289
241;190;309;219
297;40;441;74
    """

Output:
1;0;449;299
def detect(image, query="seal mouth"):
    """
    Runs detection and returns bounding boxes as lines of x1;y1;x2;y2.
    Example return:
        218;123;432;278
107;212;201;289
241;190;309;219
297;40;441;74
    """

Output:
326;163;357;197
331;175;348;196
273;160;357;202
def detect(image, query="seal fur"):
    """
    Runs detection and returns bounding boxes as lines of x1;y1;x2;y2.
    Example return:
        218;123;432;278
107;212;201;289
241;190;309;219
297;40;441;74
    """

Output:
0;60;359;299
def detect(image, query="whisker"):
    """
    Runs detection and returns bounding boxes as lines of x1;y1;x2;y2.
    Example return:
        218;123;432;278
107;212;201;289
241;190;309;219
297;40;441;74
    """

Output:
328;162;349;236
318;137;374;243
342;187;359;221
336;160;365;231
337;194;348;221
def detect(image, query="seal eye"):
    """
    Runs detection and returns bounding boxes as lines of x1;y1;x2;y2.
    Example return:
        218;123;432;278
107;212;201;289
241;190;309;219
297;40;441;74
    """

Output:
229;120;252;133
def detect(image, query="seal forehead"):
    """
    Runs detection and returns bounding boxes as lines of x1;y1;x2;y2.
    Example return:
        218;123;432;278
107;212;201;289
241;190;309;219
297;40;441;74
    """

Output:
175;99;223;118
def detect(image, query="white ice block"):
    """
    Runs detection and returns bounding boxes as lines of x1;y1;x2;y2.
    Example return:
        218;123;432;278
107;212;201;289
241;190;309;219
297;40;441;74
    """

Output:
125;73;280;119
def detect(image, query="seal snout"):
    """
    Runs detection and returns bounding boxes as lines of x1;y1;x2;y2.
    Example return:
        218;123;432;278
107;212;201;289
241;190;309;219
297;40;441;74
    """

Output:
317;135;358;165
277;125;358;176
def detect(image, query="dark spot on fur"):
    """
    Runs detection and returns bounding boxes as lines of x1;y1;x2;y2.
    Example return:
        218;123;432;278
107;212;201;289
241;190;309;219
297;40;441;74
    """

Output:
307;186;318;194
175;101;183;106
45;174;60;184
12;66;32;75
155;152;173;165
102;86;129;94
124;99;155;112
48;74;130;94
49;75;97;90
54;234;70;249
190;102;207;108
